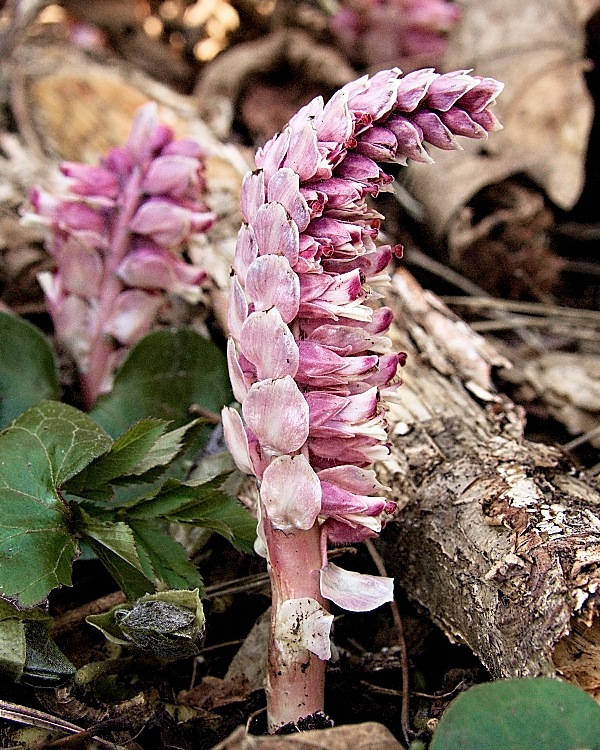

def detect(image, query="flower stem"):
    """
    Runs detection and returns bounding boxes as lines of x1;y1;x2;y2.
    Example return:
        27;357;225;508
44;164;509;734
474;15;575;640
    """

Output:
263;517;327;732
81;168;142;409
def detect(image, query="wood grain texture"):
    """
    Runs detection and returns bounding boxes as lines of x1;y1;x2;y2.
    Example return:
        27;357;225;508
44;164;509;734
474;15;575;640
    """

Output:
378;269;600;685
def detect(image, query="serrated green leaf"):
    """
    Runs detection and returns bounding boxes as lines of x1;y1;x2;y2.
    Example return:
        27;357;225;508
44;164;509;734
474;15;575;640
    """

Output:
126;419;205;475
124;473;232;519
0;401;112;606
73;419;169;489
80;516;154;600
430;677;600;750
90;329;232;439
0;313;60;429
186;495;257;555
129;521;204;595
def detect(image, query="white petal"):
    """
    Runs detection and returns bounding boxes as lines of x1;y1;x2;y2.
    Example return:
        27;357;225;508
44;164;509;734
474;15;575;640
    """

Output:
274;598;333;662
240;308;298;381
221;406;254;475
242;376;309;454
320;562;394;612
260;454;321;531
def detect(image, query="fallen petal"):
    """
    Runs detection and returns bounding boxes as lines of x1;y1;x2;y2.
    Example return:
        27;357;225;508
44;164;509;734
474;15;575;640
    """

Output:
320;562;394;611
274;598;333;661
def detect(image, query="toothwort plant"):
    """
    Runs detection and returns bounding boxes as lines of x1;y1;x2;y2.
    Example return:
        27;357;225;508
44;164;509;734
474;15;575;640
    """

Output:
28;103;215;408
222;67;503;730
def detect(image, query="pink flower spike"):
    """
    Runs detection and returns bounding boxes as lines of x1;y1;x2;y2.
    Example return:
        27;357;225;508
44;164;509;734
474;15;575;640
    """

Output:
223;66;504;729
261;454;322;531
320;562;394;612
239;308;300;381
221;406;254;475
242;376;309;454
245;254;300;323
102;289;163;345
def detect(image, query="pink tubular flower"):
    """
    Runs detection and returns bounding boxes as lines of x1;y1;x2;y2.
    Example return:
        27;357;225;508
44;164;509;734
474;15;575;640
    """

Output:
27;103;215;407
222;67;503;730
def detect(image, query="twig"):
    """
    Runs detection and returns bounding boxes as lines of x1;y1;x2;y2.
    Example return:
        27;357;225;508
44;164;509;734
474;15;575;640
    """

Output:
442;296;600;324
563;425;600;452
469;318;600;341
0;700;126;750
364;538;413;746
412;680;466;700
0;0;52;59
404;247;545;351
50;591;126;637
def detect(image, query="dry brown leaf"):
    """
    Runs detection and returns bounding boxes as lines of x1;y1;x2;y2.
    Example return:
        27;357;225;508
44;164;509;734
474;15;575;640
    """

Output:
446;179;565;298
211;723;404;750
407;0;600;235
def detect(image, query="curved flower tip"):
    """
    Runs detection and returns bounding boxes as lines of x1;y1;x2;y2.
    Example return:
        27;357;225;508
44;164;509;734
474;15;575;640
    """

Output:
320;562;394;612
274;598;334;661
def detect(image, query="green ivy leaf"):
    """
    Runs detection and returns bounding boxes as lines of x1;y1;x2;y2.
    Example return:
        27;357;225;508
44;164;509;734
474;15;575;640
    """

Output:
0;401;111;606
430;678;600;750
0;313;59;429
90;329;232;439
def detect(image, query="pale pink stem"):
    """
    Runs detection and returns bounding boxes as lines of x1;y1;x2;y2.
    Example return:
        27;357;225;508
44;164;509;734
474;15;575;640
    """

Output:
81;168;143;409
263;516;327;731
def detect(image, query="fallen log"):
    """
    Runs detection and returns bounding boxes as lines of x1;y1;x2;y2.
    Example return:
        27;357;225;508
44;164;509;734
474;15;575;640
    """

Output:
378;268;600;698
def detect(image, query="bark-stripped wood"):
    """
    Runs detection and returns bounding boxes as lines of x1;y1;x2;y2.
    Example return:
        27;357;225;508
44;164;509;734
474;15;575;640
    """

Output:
378;269;600;695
